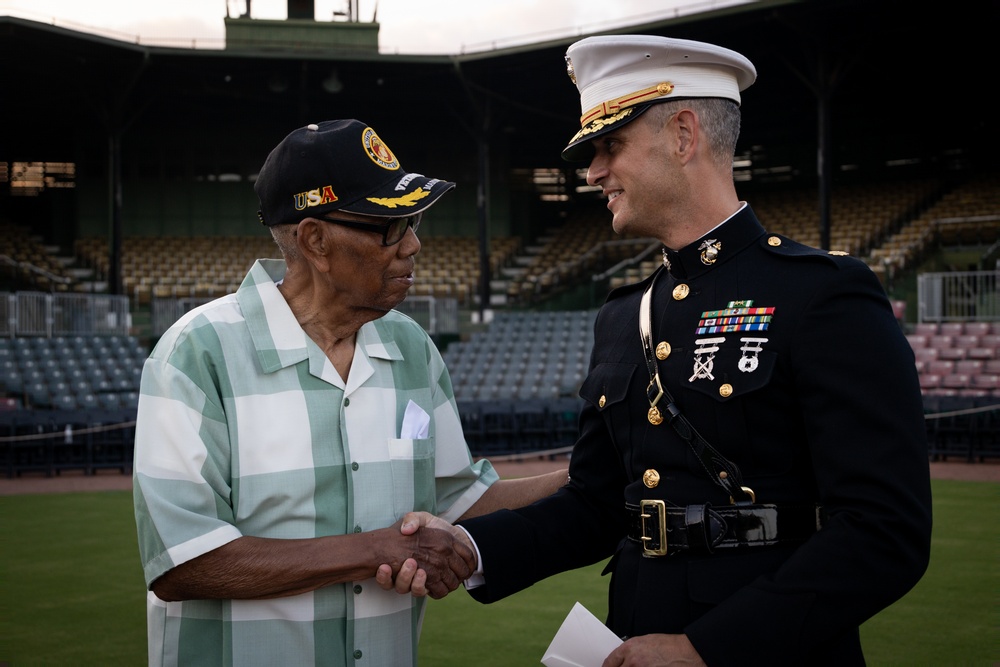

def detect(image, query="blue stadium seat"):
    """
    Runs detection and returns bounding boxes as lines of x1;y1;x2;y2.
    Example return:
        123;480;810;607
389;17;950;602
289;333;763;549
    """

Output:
77;393;99;411
52;392;78;411
98;393;122;410
25;381;51;408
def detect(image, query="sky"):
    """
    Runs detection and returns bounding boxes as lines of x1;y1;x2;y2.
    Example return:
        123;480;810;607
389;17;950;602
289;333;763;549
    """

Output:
0;0;750;54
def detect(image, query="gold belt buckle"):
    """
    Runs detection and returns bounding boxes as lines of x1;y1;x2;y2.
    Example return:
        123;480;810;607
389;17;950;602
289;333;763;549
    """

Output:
639;499;668;557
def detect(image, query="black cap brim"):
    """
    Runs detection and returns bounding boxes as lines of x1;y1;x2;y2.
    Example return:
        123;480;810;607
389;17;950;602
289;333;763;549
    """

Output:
560;104;652;162
337;175;456;218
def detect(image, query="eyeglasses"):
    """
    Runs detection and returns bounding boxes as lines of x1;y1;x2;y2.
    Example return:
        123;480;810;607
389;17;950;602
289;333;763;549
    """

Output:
319;212;422;246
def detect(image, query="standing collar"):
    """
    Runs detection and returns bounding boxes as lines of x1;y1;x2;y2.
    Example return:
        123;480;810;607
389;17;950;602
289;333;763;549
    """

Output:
661;203;764;280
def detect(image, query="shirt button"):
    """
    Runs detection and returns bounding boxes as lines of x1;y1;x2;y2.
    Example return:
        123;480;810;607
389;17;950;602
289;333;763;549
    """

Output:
353;650;362;660
353;584;362;594
354;525;362;533
344;398;350;406
352;462;359;471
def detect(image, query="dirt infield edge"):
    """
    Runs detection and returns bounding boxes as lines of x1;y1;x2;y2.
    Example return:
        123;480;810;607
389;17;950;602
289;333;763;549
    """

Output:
0;455;996;496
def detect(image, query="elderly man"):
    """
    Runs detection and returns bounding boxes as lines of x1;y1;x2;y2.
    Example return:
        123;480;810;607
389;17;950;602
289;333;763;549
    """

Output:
133;119;567;667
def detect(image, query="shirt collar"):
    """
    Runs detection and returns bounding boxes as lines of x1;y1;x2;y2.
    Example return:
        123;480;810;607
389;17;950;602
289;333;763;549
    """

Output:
237;259;403;377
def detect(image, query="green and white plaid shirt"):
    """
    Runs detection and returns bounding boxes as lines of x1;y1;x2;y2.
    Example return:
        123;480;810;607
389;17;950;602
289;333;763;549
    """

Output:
134;258;497;667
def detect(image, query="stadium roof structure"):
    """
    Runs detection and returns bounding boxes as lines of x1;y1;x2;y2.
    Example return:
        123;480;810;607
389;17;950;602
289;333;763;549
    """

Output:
1;1;993;174
0;1;994;301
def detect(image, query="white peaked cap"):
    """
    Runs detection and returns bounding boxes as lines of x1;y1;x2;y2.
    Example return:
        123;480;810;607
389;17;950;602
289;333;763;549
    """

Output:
562;35;756;161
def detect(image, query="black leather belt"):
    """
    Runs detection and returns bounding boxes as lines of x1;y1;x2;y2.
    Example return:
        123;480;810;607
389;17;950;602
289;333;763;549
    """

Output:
626;500;822;557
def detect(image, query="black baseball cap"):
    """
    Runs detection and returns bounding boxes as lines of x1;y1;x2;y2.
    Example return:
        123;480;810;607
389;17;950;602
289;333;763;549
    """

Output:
255;119;456;226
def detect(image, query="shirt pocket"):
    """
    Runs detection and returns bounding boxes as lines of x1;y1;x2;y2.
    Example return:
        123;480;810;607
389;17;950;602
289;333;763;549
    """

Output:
580;362;635;409
579;363;637;441
388;437;436;516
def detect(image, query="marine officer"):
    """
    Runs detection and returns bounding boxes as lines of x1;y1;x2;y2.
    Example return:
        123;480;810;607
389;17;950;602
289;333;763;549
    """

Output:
444;35;933;666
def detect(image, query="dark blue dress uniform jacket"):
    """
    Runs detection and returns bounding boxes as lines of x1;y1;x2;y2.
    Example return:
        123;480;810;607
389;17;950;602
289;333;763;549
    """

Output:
459;205;932;666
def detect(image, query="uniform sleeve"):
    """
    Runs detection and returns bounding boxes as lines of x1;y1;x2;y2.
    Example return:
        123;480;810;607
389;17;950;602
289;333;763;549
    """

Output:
133;339;242;588
686;260;933;664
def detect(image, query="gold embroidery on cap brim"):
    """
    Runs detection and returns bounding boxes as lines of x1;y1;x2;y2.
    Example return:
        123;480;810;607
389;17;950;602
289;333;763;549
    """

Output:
367;187;431;209
568;108;635;145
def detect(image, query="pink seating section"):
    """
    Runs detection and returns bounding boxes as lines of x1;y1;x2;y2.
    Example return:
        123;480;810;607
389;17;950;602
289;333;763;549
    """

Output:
908;322;1000;397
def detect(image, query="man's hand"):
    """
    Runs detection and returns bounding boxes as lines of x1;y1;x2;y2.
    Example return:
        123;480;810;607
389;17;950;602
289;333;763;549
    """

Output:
602;634;705;667
376;512;476;598
375;512;476;599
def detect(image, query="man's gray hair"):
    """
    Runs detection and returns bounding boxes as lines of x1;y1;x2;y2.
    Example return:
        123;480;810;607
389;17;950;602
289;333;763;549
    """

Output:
646;98;741;169
270;224;300;261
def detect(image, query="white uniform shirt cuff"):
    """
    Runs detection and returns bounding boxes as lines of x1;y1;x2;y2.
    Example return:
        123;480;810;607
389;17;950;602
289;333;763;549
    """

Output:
456;525;485;589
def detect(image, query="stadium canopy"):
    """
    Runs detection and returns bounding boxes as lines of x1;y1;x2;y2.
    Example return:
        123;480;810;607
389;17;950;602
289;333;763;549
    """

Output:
1;0;993;300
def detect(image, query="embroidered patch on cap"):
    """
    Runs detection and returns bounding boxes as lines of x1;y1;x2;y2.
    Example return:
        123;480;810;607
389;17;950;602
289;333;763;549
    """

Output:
362;127;399;170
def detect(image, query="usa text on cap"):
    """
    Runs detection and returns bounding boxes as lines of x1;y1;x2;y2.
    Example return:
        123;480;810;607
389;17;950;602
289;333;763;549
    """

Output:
562;35;756;161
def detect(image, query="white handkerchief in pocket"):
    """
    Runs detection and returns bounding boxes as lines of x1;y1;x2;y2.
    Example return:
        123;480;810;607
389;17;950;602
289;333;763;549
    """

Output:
401;400;430;439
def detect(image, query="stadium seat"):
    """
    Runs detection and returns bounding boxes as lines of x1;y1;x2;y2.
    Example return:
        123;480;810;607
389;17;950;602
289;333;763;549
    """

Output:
955;335;981;349
937;347;967;361
51;393;78;411
77;393;99;411
970;374;1000;393
926;360;955;376
978;333;1000;347
963;322;990;336
939;323;964;336
919;374;942;393
941;374;971;391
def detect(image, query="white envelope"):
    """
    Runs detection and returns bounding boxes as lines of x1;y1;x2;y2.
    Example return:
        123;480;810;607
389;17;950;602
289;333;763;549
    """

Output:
541;602;622;667
400;399;430;439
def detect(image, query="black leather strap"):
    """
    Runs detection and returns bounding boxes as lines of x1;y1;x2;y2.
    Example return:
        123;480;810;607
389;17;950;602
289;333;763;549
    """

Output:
685;503;713;553
626;501;822;556
639;267;754;503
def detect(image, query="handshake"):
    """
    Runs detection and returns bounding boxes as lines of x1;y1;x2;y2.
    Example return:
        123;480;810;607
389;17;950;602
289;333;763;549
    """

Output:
374;512;476;600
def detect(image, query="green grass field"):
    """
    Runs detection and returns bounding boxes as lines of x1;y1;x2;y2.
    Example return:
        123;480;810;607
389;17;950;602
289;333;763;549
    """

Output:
1;478;996;665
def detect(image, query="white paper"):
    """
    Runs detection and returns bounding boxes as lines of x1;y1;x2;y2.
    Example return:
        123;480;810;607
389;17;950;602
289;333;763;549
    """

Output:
400;400;430;439
541;602;623;667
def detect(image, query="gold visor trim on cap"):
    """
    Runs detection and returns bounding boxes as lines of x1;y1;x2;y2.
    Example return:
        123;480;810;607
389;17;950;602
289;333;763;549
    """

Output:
580;82;675;125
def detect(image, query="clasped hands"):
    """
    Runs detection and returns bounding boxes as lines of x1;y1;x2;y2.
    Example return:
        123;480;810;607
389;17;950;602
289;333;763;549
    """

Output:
376;512;475;599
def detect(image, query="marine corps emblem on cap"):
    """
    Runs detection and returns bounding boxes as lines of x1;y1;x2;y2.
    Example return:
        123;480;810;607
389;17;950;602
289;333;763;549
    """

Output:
565;55;577;84
363;127;399;171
